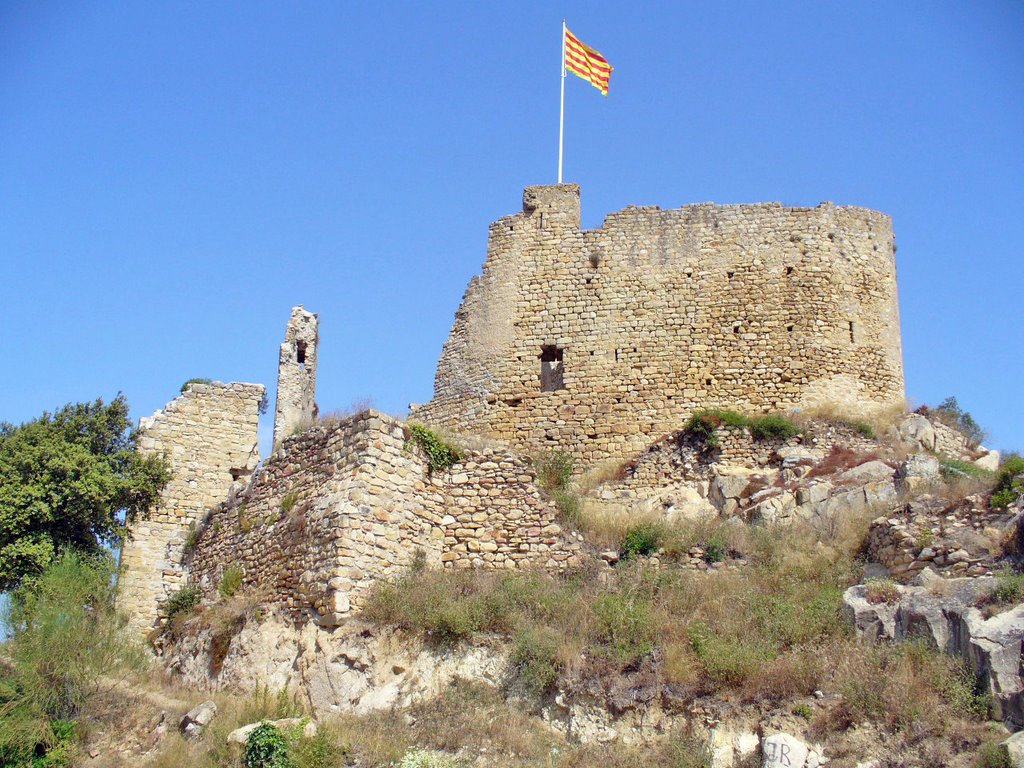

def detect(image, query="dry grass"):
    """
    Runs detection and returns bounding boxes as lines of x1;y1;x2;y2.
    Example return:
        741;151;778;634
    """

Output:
794;400;908;442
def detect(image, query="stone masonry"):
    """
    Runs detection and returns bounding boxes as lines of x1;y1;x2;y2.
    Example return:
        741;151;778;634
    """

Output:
120;381;264;631
188;410;582;625
417;184;905;466
273;306;319;447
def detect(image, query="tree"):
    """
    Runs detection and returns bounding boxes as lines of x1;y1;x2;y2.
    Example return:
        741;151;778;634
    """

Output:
0;395;171;591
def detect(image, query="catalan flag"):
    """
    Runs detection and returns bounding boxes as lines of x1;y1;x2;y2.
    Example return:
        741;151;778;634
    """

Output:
564;26;612;95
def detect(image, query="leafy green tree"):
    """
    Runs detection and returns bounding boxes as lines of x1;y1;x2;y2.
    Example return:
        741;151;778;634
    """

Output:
0;395;171;591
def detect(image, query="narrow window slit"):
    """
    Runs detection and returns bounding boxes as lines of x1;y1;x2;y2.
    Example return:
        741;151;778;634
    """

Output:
540;346;565;392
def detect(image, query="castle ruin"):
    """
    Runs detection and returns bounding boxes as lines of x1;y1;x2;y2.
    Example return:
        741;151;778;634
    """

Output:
416;184;904;465
122;185;906;630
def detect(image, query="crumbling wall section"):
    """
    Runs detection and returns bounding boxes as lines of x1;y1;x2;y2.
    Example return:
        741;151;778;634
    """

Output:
273;306;319;447
188;411;583;625
418;185;905;467
120;381;264;631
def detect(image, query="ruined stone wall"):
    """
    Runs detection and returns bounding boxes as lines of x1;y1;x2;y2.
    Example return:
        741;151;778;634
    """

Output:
418;185;905;467
188;411;582;625
120;381;264;631
273;306;319;447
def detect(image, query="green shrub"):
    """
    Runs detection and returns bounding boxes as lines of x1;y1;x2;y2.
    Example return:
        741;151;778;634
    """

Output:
406;424;464;474
280;492;299;515
534;450;574;491
748;414;801;441
702;536;726;564
684;409;800;448
552;488;582;527
850;420;876;439
990;569;1024;606
688;622;771;688
182;523;199;555
593;591;655;665
219;566;244;598
939;456;992;481
0;551;146;765
244;722;290;768
976;741;1012;768
180;377;213;393
621;522;663;559
164;584;201;620
509;627;562;696
991;455;1024;510
792;702;813;720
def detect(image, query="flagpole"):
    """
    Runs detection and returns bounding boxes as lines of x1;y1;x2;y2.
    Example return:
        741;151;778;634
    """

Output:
558;19;566;183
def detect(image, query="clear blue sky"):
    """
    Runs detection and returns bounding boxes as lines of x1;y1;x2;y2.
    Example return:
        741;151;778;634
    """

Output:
1;1;1021;455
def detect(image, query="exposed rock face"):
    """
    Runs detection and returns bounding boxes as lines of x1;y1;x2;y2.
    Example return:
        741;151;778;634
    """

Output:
843;574;1024;729
896;413;936;452
761;732;809;767
162;614;508;717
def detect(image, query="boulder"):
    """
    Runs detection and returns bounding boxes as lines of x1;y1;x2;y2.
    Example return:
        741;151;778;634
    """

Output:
841;584;900;640
999;731;1024;767
896;453;940;494
750;492;797;525
709;468;758;516
896;414;936;452
775;446;818;469
179;700;217;740
975;449;1001;472
837;460;895;487
762;732;809;767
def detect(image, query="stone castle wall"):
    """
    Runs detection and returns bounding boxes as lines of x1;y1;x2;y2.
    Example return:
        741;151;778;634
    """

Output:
188;411;582;625
120;381;264;631
417;184;905;467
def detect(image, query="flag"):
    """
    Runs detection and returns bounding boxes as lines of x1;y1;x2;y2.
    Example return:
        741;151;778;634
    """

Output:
564;27;613;95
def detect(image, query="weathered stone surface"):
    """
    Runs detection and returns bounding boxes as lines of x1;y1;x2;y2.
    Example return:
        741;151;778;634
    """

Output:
186;411;582;623
417;185;904;467
844;575;1024;730
896;413;936;452
999;731;1024;767
896;452;940;493
762;732;809;768
273;306;318;448
976;449;1001;472
837;460;895;486
121;381;264;631
179;700;217;740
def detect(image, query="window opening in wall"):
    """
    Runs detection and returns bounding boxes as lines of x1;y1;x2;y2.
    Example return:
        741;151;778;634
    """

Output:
733;324;741;334
787;324;794;333
786;266;794;275
540;345;565;392
615;348;621;362
848;321;855;343
296;340;307;369
539;213;545;230
727;271;735;279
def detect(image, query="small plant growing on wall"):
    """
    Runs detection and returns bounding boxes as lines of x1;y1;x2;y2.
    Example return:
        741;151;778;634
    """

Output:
180;377;213;393
219;566;243;598
280;492;299;514
405;423;465;475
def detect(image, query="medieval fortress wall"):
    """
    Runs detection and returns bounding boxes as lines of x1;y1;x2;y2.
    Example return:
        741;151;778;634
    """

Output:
120;381;264;631
187;410;581;626
416;184;904;465
123;184;907;630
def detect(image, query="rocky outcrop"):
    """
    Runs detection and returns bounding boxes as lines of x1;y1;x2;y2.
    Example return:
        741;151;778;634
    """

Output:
162;612;508;717
843;572;1024;729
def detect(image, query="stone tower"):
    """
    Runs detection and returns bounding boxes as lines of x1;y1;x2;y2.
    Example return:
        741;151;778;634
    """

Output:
273;306;319;446
417;184;905;466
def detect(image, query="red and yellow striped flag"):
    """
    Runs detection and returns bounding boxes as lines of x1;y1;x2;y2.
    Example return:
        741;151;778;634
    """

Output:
564;27;612;96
